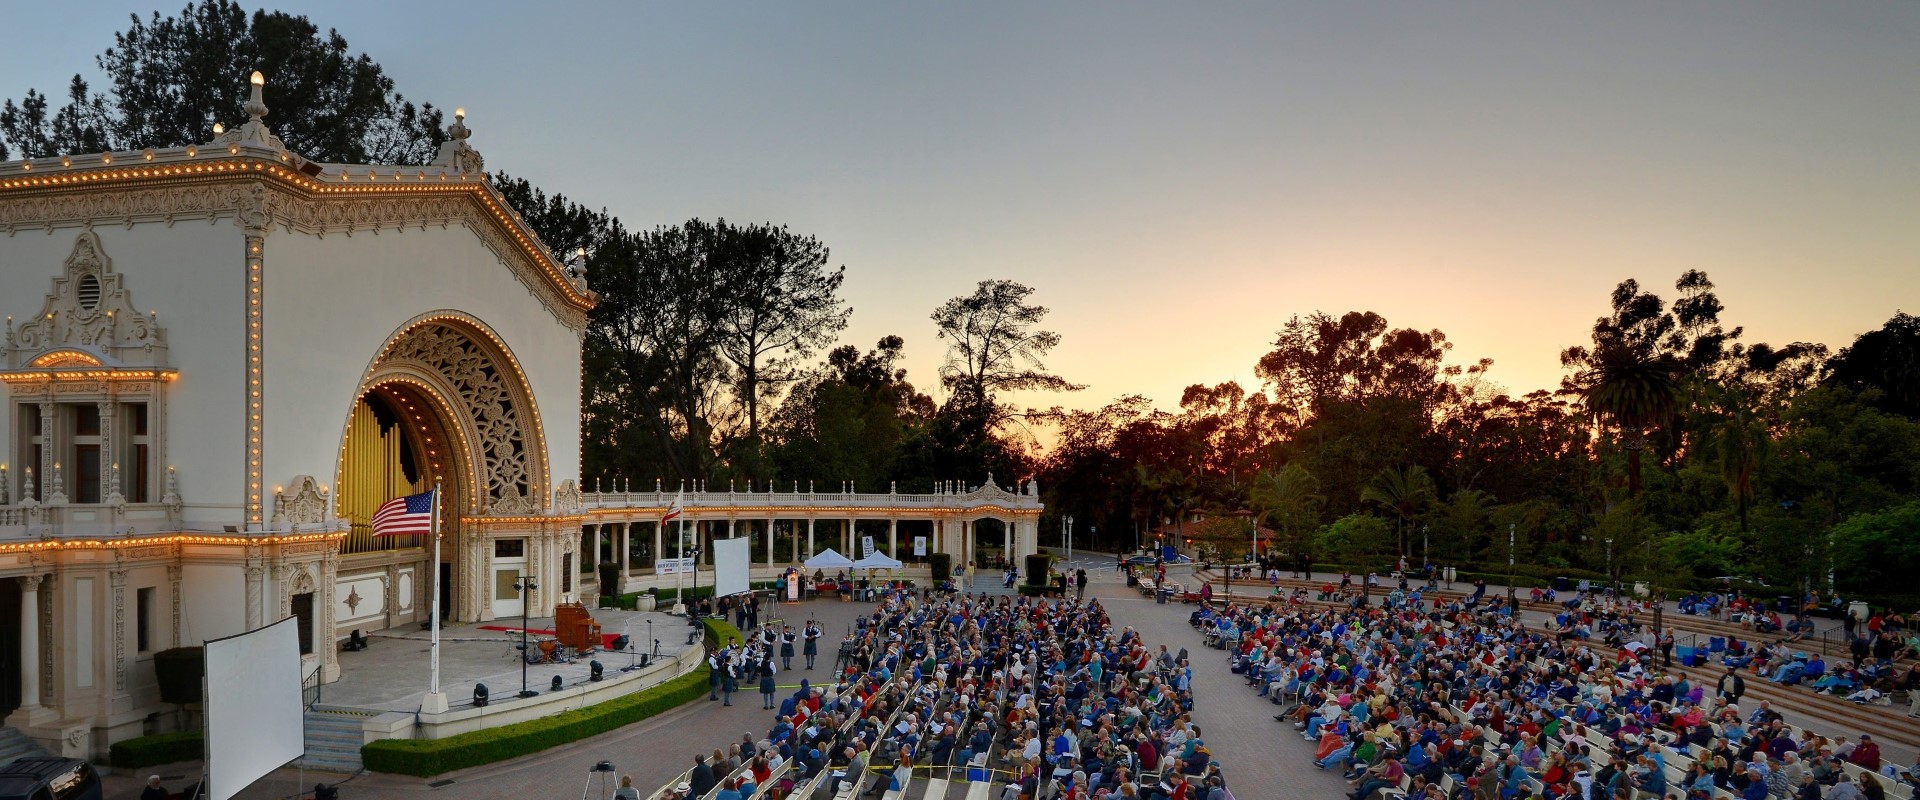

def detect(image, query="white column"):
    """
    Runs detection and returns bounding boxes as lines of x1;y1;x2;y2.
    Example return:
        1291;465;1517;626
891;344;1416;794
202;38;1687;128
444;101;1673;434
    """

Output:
244;565;263;630
765;517;775;565
806;518;816;559
97;400;115;502
1004;520;1013;563
18;575;41;710
888;519;898;559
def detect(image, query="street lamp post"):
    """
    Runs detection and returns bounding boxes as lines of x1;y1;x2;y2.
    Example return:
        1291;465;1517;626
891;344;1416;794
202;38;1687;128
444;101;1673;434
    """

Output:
514;573;539;698
1066;515;1073;563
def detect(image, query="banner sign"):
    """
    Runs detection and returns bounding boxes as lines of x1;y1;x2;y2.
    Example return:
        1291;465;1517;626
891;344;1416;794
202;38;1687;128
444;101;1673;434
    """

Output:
862;535;875;559
913;536;927;557
656;557;695;575
786;574;800;601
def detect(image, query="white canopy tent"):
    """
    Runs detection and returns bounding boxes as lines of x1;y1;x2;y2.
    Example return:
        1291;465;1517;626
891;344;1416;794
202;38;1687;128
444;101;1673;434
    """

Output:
803;548;855;569
853;552;903;570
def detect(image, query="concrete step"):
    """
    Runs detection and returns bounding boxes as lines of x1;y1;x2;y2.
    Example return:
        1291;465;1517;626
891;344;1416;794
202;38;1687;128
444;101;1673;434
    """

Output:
0;727;49;768
1664;660;1920;749
302;711;367;773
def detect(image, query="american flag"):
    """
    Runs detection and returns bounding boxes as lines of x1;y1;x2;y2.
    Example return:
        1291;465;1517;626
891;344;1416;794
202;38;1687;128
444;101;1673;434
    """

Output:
371;489;435;537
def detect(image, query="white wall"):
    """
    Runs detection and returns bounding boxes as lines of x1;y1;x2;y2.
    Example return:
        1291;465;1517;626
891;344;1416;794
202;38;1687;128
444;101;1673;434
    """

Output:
0;224;246;521
181;563;247;644
261;222;582;509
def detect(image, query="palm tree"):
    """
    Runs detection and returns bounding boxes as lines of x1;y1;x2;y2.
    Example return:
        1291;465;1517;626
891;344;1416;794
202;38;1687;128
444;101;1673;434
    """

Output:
1572;341;1682;497
1705;384;1770;532
1361;465;1436;565
1251;463;1324;564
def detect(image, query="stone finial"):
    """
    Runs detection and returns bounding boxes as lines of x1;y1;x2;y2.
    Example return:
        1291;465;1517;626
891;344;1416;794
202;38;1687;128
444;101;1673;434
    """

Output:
105;463;126;509
433;108;486;174
46;462;67;506
216;71;286;150
161;465;182;514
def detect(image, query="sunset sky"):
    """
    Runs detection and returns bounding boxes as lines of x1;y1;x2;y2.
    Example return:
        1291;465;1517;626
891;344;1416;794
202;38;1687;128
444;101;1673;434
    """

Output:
8;2;1916;418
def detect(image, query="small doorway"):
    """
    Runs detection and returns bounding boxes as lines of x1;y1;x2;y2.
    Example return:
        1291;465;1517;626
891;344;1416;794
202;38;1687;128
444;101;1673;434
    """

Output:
291;592;316;655
490;538;528;619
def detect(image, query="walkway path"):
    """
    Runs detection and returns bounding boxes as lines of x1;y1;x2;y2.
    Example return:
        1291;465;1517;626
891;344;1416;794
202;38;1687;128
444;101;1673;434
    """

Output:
1086;565;1341;799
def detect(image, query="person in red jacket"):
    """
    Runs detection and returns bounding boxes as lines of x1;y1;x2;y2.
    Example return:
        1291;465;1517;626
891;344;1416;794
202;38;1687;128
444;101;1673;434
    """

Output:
1851;734;1882;772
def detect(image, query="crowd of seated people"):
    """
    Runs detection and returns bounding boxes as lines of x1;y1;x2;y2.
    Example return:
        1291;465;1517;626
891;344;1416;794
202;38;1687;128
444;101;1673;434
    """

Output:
653;581;1234;799
1189;589;1920;800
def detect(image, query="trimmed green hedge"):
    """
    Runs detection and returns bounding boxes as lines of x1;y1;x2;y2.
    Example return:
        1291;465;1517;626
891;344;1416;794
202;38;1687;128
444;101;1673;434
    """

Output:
362;618;735;777
108;732;203;769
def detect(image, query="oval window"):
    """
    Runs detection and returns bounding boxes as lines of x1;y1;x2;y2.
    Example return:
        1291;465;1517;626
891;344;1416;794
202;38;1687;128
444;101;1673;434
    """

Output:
77;273;102;311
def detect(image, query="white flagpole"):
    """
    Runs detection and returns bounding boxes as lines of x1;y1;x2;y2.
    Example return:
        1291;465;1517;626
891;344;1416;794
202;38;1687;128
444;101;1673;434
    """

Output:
676;515;687;614
423;482;448;713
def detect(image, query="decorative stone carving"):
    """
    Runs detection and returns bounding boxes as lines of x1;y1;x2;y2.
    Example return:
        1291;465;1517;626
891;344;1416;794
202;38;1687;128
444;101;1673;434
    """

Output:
276;475;333;528
290;567;315;596
551;479;582;513
210;73;286;152
379;323;539;511
234;183;274;234
110;570;126;691
45;461;67;506
160;466;182;515
0;186;589;331
432;110;486;176
5;230;170;369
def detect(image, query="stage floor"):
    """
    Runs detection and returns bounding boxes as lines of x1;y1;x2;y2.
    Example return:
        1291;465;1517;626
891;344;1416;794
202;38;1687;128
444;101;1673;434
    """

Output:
318;608;699;712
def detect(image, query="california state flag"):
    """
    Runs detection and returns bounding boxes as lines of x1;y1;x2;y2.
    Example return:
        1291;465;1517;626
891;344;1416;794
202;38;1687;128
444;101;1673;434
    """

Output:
662;491;684;524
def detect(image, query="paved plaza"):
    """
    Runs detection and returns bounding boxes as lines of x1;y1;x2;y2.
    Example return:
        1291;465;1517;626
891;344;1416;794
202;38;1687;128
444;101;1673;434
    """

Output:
318;608;696;712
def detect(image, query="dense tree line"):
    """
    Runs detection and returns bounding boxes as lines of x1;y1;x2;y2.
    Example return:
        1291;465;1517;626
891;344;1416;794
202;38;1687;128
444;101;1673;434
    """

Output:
1039;278;1920;606
17;2;1917;606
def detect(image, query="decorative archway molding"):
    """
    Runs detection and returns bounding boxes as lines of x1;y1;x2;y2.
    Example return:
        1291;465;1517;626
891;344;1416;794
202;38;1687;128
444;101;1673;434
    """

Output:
338;311;550;518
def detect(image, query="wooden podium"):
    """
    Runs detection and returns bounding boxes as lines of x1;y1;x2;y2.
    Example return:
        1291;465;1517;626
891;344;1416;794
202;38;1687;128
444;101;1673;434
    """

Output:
554;602;601;652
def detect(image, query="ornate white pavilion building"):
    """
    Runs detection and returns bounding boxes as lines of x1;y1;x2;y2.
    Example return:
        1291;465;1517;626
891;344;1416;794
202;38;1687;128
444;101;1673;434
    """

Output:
0;75;1040;760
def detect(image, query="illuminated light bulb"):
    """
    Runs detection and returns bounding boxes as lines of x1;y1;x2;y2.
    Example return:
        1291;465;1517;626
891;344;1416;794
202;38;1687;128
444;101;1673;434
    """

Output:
212;122;225;135
250;71;265;86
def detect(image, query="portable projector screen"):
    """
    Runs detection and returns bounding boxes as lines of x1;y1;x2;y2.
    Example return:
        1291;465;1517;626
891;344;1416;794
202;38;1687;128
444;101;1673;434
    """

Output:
205;615;305;800
712;536;751;598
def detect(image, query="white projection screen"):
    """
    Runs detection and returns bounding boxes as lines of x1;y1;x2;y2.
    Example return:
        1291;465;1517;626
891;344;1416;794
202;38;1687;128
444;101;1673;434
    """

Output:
205;616;305;800
712;536;751;598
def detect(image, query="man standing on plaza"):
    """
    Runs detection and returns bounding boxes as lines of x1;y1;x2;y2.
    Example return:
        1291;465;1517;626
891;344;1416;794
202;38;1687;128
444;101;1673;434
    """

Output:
1076;568;1088;600
804;619;822;670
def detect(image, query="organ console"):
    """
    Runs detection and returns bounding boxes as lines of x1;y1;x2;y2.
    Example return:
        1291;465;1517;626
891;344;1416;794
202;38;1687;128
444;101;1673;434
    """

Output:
554;602;601;653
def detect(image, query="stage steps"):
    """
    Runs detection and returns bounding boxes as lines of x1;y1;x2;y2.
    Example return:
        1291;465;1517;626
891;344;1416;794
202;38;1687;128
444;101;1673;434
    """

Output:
302;711;368;774
0;727;49;767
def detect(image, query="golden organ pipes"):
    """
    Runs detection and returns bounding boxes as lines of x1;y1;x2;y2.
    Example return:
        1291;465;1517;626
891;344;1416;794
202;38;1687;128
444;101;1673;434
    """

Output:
340;397;424;554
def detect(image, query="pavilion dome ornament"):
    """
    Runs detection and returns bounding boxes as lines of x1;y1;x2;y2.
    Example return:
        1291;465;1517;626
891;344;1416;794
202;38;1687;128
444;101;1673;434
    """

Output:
4;229;170;372
431;109;485;176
